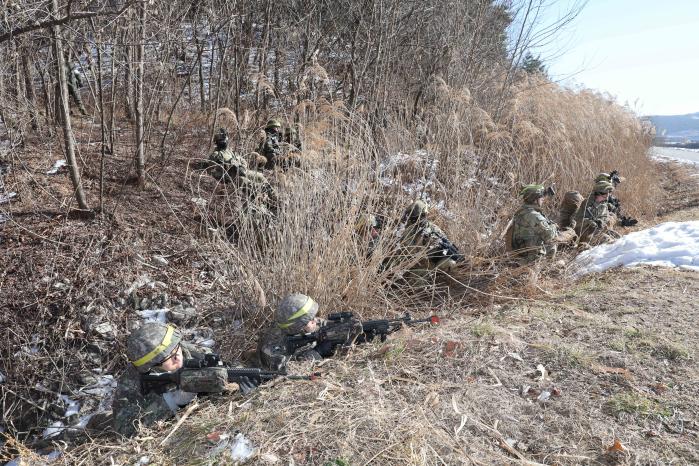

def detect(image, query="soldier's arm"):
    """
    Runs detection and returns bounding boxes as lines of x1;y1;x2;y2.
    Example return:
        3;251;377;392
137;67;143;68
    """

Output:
112;378;175;437
532;212;557;242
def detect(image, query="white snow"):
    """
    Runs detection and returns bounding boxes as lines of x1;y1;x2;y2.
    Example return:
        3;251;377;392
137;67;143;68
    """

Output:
60;395;80;417
572;221;699;278
230;433;256;461
80;374;117;398
46;160;67;175
0;191;17;204
42;421;65;439
137;309;169;323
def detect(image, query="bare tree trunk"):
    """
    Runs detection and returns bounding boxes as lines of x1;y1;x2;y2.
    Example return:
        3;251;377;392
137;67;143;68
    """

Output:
50;0;88;210
20;39;39;130
123;16;134;122
134;0;146;187
89;19;108;215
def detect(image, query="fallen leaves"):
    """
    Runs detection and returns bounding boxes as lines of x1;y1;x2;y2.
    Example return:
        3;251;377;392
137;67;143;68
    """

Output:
607;438;626;452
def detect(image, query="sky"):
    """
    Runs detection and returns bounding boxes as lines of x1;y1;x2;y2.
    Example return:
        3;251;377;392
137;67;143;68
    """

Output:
524;0;699;116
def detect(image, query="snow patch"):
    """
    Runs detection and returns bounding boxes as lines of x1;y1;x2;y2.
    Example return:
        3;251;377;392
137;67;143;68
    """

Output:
42;421;65;439
572;221;699;278
137;308;169;323
0;191;17;204
46;160;67;175
60;395;80;417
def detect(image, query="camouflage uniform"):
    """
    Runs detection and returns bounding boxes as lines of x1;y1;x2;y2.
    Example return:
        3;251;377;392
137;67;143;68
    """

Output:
508;184;577;262
208;129;274;195
65;61;86;115
388;201;459;283
595;172;638;227
258;119;301;170
511;203;559;261
112;342;210;437
257;294;324;370
284;126;302;151
574;180;618;244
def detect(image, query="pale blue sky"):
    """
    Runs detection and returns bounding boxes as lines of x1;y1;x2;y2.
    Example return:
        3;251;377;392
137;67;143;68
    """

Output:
524;0;699;116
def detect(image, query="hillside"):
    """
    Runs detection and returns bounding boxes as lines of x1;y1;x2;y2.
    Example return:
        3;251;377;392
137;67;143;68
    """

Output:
645;112;699;142
3;162;698;465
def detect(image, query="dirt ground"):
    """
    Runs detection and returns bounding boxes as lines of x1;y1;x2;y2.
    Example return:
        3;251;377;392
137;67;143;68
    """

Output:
47;165;698;465
2;151;698;464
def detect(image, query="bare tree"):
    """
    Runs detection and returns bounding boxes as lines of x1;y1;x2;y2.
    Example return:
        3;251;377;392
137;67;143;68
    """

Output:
50;0;88;210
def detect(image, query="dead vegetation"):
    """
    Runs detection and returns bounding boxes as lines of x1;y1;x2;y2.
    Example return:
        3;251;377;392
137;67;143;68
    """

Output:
0;0;691;463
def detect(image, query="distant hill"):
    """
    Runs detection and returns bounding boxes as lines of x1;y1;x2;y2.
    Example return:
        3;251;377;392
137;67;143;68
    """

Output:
644;112;699;144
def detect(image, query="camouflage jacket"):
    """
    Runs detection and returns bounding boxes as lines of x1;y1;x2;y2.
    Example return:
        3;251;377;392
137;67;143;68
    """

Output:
398;220;456;270
574;193;612;236
112;342;210;437
511;204;558;259
259;134;282;170
257;325;324;371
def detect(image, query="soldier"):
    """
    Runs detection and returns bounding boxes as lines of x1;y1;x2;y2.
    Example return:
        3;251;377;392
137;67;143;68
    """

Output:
65;59;86;115
258;119;301;170
112;322;256;437
258;119;283;170
509;184;576;262
573;179;620;245
402;200;462;272
283;124;302;151
381;201;463;283
595;172;638;227
257;294;362;371
209;128;271;190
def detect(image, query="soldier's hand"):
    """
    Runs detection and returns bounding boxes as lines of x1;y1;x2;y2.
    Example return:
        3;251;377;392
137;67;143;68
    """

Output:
238;376;259;395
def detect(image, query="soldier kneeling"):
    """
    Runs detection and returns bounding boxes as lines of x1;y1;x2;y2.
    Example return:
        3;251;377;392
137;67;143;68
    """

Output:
508;184;576;262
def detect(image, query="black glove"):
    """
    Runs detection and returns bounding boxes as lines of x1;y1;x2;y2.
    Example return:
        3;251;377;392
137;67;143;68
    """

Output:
237;376;259;395
620;217;638;227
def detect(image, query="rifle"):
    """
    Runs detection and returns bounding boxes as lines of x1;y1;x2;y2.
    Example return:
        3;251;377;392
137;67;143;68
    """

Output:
427;236;465;263
609;170;622;186
286;312;440;356
142;355;319;395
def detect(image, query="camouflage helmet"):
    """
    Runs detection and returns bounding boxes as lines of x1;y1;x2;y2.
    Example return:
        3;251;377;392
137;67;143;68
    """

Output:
595;172;611;183
213;128;228;145
404;200;429;223
355;213;378;232
265;119;283;131
519;184;545;203
275;293;319;334
594;180;614;194
126;322;182;373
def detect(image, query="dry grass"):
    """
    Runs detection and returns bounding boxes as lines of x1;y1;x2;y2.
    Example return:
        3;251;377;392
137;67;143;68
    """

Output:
0;68;665;463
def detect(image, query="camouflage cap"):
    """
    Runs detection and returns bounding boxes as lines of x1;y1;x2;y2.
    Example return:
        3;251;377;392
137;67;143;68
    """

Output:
520;184;545;202
404;200;429;222
594;180;614;194
126;322;182;373
275;294;319;334
265;119;283;130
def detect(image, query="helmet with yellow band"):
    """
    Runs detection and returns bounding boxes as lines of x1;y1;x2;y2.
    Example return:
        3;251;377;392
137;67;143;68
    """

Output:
276;293;319;334
126;321;182;373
